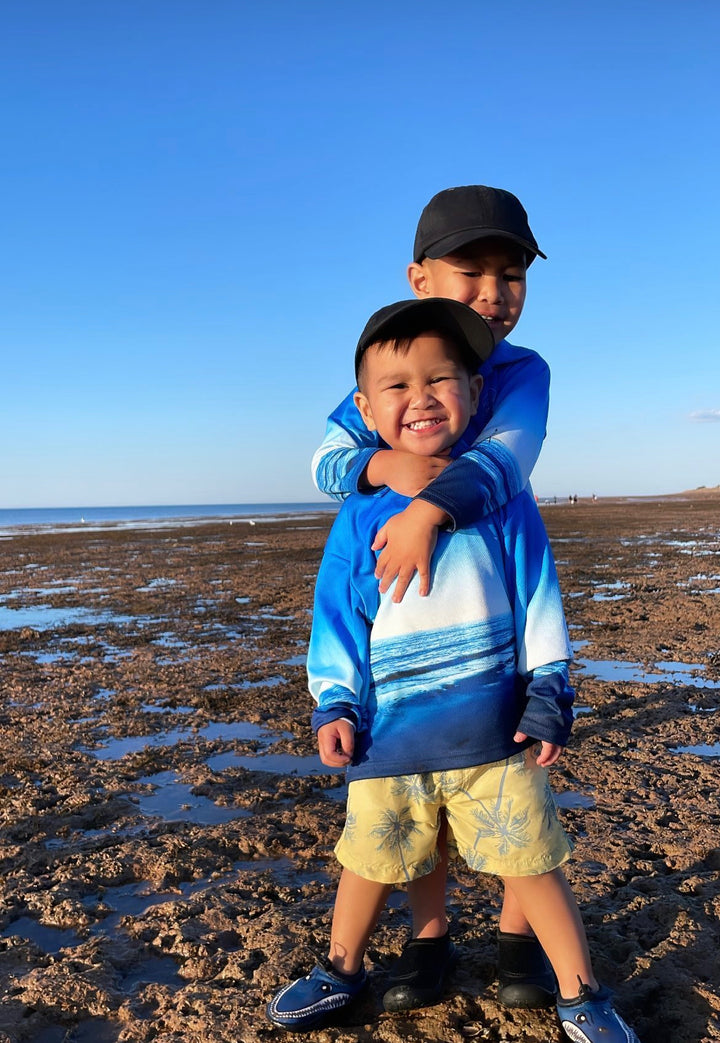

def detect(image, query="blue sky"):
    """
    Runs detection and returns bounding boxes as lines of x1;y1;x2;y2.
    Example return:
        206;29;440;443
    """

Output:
2;0;718;507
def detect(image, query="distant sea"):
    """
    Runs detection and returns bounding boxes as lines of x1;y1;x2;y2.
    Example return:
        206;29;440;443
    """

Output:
0;502;338;535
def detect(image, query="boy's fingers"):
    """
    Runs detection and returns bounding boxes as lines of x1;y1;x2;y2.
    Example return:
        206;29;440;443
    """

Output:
339;729;355;758
378;568;395;594
416;567;430;597
320;750;351;766
371;525;388;551
535;743;560;767
375;546;391;573
391;568;414;602
318;727;353;766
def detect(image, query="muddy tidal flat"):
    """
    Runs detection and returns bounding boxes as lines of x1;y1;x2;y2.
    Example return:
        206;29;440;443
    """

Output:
0;495;719;1043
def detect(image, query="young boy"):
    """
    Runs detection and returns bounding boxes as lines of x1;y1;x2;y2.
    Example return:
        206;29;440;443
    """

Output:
312;185;556;1010
267;299;640;1043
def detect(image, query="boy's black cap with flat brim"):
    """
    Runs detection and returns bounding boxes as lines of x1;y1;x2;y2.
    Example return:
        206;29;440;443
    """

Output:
355;298;495;379
413;185;547;264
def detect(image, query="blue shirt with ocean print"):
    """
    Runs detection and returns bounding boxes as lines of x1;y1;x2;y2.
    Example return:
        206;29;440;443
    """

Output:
311;339;549;528
309;488;574;782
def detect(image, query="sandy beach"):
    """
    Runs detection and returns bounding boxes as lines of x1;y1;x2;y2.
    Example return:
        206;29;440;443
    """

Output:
0;493;718;1043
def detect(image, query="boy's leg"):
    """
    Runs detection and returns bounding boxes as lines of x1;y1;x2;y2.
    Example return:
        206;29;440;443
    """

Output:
498;879;535;933
502;869;641;1042
502;868;595;998
406;812;449;938
267;869;390;1030
496;882;557;1008
383;814;455;1011
330;868;393;973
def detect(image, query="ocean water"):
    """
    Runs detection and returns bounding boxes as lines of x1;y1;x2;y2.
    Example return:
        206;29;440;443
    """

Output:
0;502;337;536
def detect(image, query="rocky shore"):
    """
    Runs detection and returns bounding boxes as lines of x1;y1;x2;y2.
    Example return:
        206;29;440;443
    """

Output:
0;494;718;1042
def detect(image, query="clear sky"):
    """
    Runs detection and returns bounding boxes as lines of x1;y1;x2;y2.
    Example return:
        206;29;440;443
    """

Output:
2;0;719;507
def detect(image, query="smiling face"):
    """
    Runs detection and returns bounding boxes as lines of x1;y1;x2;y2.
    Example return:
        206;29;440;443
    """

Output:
407;237;527;345
353;333;482;457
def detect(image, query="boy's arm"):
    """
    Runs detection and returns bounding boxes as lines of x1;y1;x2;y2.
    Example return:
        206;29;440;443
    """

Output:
501;493;575;749
307;506;375;742
417;347;550;529
311;390;381;501
312;391;450;501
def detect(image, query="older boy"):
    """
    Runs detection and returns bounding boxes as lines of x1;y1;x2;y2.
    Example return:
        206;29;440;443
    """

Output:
268;299;640;1043
312;186;555;1010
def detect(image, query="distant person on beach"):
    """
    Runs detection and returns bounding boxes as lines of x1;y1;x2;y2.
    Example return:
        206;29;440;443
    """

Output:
267;300;640;1043
311;186;557;1010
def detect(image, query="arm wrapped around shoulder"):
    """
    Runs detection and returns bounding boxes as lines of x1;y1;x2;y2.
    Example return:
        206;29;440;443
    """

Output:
311;388;382;499
516;662;575;747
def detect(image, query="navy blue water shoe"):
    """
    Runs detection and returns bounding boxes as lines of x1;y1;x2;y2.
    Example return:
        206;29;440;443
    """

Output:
557;982;641;1042
266;959;367;1031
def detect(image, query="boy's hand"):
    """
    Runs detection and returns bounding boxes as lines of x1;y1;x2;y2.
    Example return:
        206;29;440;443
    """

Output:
317;719;355;767
364;450;450;497
373;499;448;602
514;731;562;767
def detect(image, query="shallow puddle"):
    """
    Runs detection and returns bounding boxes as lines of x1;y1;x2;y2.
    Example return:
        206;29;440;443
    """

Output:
203;675;288;692
24;650;82;664
0;605;135;631
574;657;720;688
555;790;595;809
2;584;78;599
0;916;80;954
139;702;195;715
591;581;630;601
135;770;250;824
84;877;225;932
87;718;275;760
120;953;182;992
35;1019;121;1043
671;742;720;758
135;577;176;591
3;860;300;962
280;654;306;666
206;749;344;777
150;632;190;648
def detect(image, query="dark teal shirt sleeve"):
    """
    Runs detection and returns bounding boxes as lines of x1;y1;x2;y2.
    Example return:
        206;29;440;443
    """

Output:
417;343;550;528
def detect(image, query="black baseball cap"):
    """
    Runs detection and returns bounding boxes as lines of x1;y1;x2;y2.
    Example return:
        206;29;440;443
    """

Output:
413;185;546;264
355;298;495;379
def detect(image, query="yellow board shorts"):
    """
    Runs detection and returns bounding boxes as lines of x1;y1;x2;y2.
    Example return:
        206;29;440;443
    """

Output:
334;748;573;885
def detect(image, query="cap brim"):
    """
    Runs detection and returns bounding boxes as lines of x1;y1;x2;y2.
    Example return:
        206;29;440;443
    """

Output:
355;298;495;378
420;227;546;263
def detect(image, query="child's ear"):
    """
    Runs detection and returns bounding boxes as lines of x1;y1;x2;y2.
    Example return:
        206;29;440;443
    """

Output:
407;260;431;299
353;390;377;432
469;374;483;415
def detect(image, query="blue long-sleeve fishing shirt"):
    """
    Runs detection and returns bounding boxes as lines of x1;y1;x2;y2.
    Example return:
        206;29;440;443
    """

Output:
309;488;574;783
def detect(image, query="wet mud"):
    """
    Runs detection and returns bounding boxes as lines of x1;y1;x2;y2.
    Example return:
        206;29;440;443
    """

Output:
0;494;718;1042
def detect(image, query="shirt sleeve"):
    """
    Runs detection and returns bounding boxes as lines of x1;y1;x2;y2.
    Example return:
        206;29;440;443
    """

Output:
311;389;381;501
307;504;377;733
516;662;575;747
500;493;575;745
417;346;550;529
